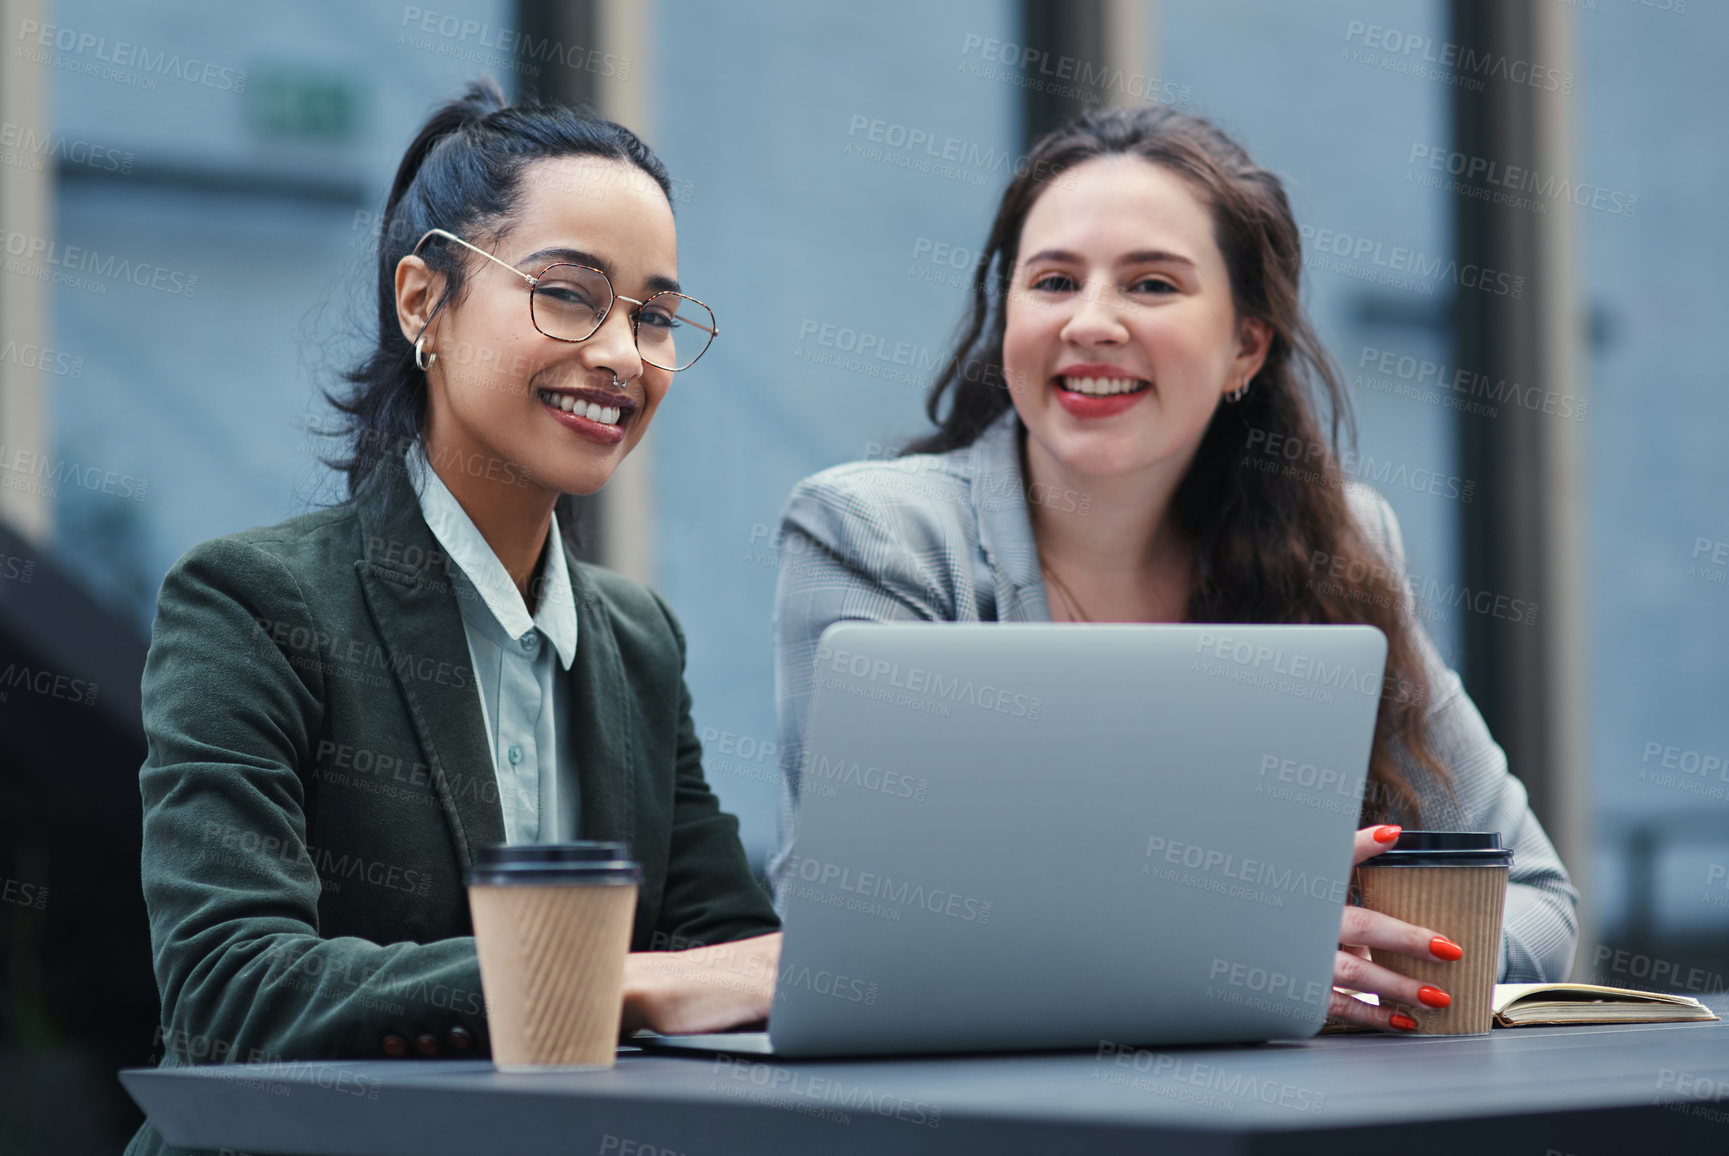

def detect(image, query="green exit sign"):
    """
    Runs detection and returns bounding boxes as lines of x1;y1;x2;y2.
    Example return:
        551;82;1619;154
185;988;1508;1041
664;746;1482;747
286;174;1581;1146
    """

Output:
246;68;363;142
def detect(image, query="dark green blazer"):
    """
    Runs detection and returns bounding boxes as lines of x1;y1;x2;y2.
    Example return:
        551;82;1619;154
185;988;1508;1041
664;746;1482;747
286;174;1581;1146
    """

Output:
125;451;777;1156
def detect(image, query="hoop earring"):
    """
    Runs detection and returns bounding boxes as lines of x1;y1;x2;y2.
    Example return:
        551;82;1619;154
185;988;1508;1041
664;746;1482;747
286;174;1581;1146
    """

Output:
414;337;437;372
1225;378;1251;403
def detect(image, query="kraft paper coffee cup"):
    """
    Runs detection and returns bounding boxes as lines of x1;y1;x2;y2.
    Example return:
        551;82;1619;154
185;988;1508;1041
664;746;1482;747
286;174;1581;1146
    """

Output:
467;842;640;1070
1356;831;1511;1036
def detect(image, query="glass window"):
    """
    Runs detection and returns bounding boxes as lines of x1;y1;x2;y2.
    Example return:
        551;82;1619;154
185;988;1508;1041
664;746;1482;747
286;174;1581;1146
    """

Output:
650;0;1021;865
1578;0;1729;983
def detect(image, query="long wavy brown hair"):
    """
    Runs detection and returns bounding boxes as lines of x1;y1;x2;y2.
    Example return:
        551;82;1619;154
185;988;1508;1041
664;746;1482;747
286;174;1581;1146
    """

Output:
906;105;1448;825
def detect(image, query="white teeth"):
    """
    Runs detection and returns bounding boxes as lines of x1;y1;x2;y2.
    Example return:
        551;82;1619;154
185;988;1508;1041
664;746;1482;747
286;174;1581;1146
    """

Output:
538;390;624;425
1063;376;1144;396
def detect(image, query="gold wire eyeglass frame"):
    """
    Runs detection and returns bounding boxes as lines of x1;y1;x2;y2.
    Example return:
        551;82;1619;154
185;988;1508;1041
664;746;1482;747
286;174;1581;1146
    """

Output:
409;227;718;372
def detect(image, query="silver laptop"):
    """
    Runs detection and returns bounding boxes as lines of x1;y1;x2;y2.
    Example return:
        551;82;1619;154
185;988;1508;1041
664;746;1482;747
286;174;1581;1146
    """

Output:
642;622;1386;1058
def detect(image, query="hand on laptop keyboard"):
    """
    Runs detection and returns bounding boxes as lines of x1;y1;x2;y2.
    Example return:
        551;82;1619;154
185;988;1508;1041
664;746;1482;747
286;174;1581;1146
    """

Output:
620;932;783;1037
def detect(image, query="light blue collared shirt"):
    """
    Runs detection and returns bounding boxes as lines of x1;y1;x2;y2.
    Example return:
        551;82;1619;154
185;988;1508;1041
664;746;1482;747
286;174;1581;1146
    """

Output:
406;441;579;845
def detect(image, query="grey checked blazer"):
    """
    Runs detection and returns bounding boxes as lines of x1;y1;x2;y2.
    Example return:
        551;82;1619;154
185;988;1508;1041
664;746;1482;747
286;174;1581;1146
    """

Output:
768;409;1579;983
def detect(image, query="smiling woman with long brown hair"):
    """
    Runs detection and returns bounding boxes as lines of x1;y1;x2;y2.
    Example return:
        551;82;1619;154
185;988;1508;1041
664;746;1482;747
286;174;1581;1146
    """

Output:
126;80;779;1156
768;105;1578;1032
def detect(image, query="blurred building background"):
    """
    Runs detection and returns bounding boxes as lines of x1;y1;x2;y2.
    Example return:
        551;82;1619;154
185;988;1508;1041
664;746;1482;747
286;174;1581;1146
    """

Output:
0;0;1723;1149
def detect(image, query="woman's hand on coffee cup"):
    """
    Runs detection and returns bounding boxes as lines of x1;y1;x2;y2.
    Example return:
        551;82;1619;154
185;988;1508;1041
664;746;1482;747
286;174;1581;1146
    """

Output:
620;932;783;1036
1327;826;1464;1032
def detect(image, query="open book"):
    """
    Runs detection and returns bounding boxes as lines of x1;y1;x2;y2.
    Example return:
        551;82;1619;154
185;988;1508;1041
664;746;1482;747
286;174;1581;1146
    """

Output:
1320;983;1718;1031
1492;982;1719;1027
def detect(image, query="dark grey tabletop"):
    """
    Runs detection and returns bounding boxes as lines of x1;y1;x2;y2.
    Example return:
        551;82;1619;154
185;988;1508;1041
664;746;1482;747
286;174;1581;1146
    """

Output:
121;996;1729;1156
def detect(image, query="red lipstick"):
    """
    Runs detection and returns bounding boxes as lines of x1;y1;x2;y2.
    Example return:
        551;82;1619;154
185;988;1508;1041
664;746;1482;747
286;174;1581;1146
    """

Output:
1051;364;1152;420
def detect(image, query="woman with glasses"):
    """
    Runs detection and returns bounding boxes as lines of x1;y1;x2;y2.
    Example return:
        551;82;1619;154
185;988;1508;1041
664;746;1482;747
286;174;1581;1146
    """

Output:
127;80;775;1156
768;106;1578;1033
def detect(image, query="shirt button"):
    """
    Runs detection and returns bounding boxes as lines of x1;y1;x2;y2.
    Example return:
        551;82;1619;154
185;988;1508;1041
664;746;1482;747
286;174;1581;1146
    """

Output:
520;634;537;651
508;745;523;765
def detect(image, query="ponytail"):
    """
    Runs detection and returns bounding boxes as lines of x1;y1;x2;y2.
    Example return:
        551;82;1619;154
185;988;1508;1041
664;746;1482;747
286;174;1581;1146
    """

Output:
381;78;507;250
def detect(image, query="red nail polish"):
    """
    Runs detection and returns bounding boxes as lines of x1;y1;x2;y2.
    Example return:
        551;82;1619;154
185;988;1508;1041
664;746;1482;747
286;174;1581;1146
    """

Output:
1418;986;1451;1008
1429;936;1464;961
1389;1014;1418;1031
1373;825;1401;844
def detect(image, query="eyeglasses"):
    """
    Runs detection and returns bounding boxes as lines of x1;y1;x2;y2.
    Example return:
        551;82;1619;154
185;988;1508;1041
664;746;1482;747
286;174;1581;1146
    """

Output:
411;228;718;372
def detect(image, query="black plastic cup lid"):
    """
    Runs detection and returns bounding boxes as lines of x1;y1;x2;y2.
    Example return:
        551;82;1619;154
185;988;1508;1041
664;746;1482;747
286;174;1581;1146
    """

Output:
466;841;640;886
1362;830;1513;868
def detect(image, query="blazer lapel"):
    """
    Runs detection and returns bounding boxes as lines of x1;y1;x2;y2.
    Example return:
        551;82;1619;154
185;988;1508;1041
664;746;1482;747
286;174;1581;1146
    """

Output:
353;453;505;868
969;412;1052;623
562;553;636;848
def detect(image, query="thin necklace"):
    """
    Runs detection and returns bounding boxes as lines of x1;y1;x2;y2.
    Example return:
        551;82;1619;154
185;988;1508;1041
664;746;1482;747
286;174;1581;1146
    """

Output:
1039;557;1093;622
